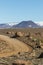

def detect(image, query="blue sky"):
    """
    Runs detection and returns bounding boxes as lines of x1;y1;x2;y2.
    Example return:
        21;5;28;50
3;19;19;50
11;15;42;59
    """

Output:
0;0;43;24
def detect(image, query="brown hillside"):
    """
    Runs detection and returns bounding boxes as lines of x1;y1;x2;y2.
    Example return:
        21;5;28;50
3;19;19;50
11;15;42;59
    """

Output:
0;35;33;57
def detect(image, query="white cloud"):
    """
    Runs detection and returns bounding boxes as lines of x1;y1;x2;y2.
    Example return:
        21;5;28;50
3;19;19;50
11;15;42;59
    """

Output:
35;21;43;26
8;22;18;26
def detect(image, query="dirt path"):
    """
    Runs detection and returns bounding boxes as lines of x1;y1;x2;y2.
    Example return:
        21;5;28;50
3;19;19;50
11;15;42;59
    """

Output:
0;35;33;57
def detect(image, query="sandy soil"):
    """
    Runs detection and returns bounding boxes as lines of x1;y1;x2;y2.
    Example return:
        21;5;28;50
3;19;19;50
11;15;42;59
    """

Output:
0;35;32;57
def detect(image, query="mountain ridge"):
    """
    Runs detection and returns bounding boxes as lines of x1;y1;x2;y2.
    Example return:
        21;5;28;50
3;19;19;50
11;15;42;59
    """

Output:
0;20;42;28
12;20;40;28
0;23;11;28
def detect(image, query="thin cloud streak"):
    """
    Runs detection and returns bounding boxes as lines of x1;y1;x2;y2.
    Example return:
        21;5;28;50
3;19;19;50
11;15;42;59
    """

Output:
35;21;43;26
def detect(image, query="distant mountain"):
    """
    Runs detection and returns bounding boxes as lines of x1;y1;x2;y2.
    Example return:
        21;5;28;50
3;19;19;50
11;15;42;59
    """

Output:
0;21;41;29
0;24;11;28
12;20;40;28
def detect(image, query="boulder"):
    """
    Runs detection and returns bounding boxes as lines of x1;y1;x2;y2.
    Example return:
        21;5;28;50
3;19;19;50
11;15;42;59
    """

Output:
6;31;11;34
15;32;24;37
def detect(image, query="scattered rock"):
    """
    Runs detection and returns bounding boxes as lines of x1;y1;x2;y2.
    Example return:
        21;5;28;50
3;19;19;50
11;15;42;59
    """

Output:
38;52;43;58
6;31;11;34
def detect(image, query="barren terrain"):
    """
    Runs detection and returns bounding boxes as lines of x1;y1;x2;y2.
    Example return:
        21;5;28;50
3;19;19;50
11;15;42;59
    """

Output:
0;28;43;65
0;35;33;57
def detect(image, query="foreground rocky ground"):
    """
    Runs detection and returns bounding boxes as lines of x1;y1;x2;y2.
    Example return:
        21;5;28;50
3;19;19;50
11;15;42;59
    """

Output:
0;52;43;65
0;28;43;65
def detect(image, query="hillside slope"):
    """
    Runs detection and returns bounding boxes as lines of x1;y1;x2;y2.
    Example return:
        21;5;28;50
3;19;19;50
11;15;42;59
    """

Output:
0;35;32;57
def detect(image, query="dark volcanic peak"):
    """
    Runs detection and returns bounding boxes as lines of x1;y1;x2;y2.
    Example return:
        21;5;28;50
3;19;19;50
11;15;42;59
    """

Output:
12;20;40;28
